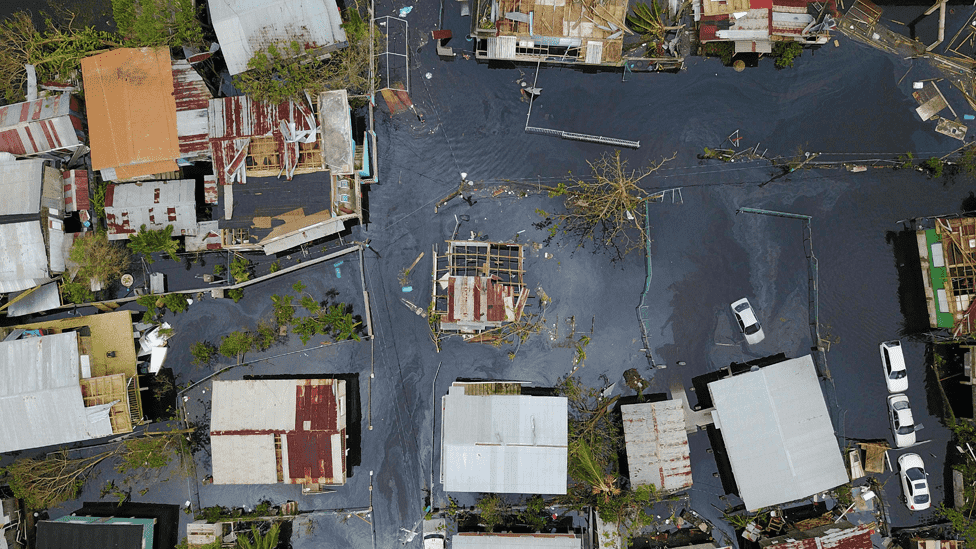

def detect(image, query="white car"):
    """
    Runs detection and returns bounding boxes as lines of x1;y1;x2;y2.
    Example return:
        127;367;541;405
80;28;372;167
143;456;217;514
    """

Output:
887;394;916;448
731;298;765;345
898;453;931;511
880;340;909;393
423;518;446;549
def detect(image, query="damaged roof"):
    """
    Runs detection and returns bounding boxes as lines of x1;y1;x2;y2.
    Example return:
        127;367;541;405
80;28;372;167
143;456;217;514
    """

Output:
210;379;347;485
103;179;197;240
621;400;693;493
208;0;348;75
0;221;53;293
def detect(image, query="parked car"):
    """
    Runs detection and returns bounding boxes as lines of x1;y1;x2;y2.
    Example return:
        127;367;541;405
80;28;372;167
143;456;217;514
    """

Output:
898;453;931;511
880;340;908;393
423;518;447;549
887;394;916;448
731;298;764;345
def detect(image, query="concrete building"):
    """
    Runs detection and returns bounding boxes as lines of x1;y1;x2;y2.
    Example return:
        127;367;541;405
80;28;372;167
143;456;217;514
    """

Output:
440;382;567;494
209;378;348;491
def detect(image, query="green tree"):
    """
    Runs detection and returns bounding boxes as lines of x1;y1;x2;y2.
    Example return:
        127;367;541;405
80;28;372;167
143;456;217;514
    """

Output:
230;256;253;283
924;156;944;178
111;0;205;47
115;431;182;474
219;331;256;362
475;494;506;532
128;224;181;263
63;230;132;303
772;41;802;69
190;340;218;366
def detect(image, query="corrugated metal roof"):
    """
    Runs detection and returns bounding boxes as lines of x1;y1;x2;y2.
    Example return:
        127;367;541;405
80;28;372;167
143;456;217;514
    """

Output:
63;169;91;212
318;90;353;174
0;221;51;293
453;533;582;548
210;379;346;485
172;60;212;160
708;355;849;510
209;0;348;75
0;94;84;155
0;332;115;453
6;280;62;317
37;518;147;549
765;524;873;549
441;387;568;494
621;400;692;493
103;179;197;240
81;48;180;180
0;159;44;216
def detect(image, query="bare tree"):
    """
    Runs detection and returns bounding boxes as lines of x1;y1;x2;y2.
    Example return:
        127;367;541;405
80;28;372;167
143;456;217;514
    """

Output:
538;150;676;258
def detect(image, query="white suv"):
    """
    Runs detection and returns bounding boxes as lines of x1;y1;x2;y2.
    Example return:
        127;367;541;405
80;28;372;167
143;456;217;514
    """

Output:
880;340;908;393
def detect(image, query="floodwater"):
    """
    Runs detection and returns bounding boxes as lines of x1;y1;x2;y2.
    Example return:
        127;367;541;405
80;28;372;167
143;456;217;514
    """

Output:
8;0;976;547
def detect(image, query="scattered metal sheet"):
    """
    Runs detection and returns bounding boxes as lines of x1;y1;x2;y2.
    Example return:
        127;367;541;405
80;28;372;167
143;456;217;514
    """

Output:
936;117;967;141
915;96;945;121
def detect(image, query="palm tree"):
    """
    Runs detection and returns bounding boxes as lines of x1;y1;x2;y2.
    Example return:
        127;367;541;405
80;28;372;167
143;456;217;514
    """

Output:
236;524;280;549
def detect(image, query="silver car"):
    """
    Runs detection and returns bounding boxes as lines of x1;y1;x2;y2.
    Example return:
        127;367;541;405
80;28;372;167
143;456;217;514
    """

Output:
887;394;916;448
731;298;765;345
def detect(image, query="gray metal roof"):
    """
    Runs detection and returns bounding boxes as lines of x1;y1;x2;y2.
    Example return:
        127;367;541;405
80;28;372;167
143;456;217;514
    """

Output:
0;332;114;453
209;0;348;75
318;90;353;174
0;221;51;293
104;179;198;240
707;355;849;510
6;280;62;317
453;533;582;548
621;400;692;493
0;159;44;216
210;380;297;431
440;386;568;494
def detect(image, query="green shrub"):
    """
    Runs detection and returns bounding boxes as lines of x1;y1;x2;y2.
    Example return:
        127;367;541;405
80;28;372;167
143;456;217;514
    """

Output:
772;41;802;68
227;288;244;303
190;341;218;366
128;224;180;263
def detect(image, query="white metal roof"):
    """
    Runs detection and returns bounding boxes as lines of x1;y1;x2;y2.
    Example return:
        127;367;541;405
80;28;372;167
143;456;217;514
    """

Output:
210;380;298;431
621;400;692;492
209;0;348;75
708;355;849;510
0;159;44;216
6;280;62;317
453;533;582;548
318;90;353;174
0;332;115;453
104;179;198;240
210;434;279;484
440;387;568;494
0;221;51;293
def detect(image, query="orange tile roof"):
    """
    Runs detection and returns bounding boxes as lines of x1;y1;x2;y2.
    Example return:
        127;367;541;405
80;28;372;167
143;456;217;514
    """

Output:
81;48;180;179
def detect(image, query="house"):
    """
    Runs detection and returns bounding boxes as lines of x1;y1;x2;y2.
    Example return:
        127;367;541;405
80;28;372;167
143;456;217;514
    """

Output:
696;0;832;55
81;48;212;181
208;0;348;76
103;180;198;241
4;310;146;433
916;216;976;337
620;400;692;493
0;329;138;453
208;90;364;254
760;522;873;549
453;533;582;548
0;94;86;159
0;158;68;300
706;355;848;510
431;241;527;336
469;0;630;65
36;516;156;549
209;378;348;491
440;381;567;494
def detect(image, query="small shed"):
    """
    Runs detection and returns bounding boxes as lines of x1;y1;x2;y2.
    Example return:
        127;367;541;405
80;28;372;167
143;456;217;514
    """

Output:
621;400;692;493
0;93;86;157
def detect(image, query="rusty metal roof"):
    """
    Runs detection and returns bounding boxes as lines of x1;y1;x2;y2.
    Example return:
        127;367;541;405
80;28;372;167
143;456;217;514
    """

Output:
621;400;692;493
81;48;180;180
63;169;91;212
210;379;347;485
764;524;873;549
103;179;197;240
0;94;84;155
208;0;348;75
172;60;212;160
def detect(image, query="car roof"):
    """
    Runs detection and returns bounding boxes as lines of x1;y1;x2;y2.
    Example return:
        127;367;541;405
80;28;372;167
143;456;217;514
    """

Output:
896;408;914;425
885;343;907;371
